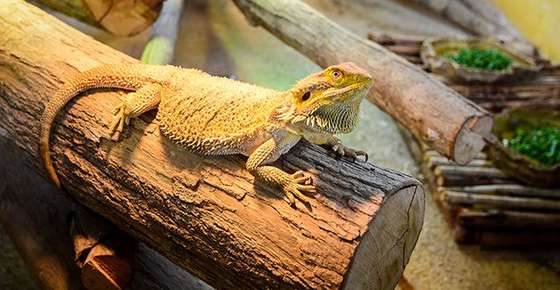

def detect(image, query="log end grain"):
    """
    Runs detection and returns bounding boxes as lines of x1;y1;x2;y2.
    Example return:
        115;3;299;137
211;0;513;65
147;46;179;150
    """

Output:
344;185;424;290
453;115;493;164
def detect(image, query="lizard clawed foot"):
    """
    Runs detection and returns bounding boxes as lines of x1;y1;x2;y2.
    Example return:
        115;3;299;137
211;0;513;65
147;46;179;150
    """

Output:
108;103;131;141
282;170;316;208
330;143;368;162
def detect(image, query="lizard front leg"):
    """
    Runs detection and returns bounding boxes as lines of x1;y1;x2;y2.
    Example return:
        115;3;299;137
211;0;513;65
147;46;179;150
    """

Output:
325;136;368;161
109;83;163;140
246;134;316;207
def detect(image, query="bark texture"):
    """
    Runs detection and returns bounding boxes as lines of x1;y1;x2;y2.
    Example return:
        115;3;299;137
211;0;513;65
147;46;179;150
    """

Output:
0;1;424;289
33;0;163;36
233;0;492;165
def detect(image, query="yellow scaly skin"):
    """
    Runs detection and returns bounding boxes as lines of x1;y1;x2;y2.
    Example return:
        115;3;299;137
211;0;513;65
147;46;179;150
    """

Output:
40;62;373;206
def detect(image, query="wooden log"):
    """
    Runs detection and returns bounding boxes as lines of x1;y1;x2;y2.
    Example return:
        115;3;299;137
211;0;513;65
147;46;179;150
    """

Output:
431;158;516;187
452;84;560;95
442;190;560;211
401;55;423;65
448;184;560;200
424;150;487;160
454;225;560;246
233;0;492;165
459;0;527;42
0;2;425;289
33;0;163;36
380;45;421;56
457;208;560;230
367;32;425;46
451;84;560;99
436;174;513;187
467;92;558;102
409;0;535;55
424;155;489;168
477;98;560;113
0;137;212;290
434;165;508;179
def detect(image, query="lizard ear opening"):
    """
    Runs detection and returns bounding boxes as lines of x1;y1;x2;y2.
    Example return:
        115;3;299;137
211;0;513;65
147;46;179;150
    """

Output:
301;91;311;101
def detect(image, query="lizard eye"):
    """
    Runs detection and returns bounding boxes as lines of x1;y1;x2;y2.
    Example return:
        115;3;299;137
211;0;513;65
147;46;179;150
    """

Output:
331;69;343;79
301;91;311;101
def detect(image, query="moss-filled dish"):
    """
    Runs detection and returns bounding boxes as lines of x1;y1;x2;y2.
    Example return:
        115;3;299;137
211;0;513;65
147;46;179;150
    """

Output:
421;38;540;82
487;107;560;187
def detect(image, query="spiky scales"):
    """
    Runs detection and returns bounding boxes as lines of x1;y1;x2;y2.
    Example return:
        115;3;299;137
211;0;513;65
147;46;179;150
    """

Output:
40;63;373;207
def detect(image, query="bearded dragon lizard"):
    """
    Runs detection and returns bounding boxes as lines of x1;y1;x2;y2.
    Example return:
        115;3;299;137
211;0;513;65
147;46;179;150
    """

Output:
40;62;373;206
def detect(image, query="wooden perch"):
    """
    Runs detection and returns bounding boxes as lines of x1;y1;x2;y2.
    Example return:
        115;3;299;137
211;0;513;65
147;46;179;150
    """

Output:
454;225;560;246
367;33;424;46
0;137;212;290
33;0;163;36
0;1;424;289
457;208;560;230
477;98;560;113
409;0;535;55
448;184;560;200
233;0;492;165
424;154;489;168
442;190;560;211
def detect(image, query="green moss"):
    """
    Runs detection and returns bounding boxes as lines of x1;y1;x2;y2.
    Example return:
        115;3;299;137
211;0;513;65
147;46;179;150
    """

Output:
445;48;513;70
504;126;560;166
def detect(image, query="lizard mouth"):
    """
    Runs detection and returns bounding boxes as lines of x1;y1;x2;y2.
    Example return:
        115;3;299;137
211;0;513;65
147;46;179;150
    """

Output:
273;80;371;133
304;80;370;116
299;81;370;133
323;81;369;100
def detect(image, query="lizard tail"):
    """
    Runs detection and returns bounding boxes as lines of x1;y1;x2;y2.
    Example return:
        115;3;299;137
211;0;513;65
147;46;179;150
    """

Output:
39;65;144;188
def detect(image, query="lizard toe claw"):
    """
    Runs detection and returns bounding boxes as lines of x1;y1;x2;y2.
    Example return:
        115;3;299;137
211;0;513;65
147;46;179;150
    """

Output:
283;171;316;208
111;104;123;115
357;150;368;162
109;104;131;140
292;171;312;184
330;143;368;162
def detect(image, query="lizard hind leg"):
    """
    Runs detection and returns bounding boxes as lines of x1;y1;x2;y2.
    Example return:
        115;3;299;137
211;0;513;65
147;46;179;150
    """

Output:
109;83;163;140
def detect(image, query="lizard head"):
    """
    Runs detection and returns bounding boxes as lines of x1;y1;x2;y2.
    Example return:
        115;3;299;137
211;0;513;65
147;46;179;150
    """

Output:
271;62;373;134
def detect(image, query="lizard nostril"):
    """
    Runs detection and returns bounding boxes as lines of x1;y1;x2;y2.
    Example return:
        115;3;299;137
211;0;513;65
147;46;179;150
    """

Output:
301;91;311;101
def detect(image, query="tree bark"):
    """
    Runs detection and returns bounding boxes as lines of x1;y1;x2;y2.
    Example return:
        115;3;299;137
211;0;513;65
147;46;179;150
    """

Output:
32;0;163;36
232;0;492;165
447;184;560;200
457;208;560;230
454;225;560;246
0;1;424;290
442;190;560;211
